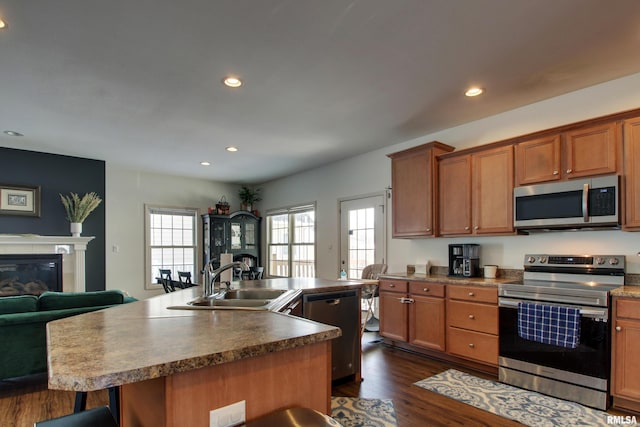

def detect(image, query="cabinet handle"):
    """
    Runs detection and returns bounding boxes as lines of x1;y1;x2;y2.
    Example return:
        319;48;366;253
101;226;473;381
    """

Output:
423;288;429;292
566;169;572;174
616;326;622;331
399;297;414;304
468;343;475;348
468;292;475;297
553;170;559;175
469;314;475;319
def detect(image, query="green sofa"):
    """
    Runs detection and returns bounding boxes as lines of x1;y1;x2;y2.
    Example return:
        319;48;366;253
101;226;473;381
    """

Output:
0;290;137;380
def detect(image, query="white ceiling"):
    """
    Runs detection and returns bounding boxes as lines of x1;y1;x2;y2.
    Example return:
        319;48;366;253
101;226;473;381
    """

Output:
1;1;640;184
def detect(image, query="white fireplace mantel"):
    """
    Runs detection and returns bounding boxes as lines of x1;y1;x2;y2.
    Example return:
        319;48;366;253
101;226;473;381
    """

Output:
0;234;95;292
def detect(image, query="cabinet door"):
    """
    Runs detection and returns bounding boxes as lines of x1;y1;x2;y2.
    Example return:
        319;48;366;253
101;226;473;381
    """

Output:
612;318;640;401
409;295;445;351
472;145;514;235
515;135;561;185
390;149;433;237
379;291;408;342
623;116;640;229
439;155;472;235
564;122;620;179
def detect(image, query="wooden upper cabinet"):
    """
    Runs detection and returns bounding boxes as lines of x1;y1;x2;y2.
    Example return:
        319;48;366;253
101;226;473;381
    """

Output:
439;155;472;235
439;145;514;236
623;116;640;229
473;145;514;235
515;134;561;185
387;141;454;238
515;121;621;186
565;122;620;179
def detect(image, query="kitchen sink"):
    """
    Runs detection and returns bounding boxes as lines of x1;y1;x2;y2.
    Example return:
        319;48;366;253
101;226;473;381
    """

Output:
220;289;288;300
167;288;298;311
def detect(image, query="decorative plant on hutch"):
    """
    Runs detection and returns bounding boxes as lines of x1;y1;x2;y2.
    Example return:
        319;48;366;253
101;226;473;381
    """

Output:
60;192;102;237
238;185;261;214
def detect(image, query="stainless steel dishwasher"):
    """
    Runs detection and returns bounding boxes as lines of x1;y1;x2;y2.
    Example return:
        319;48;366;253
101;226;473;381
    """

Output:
303;290;359;381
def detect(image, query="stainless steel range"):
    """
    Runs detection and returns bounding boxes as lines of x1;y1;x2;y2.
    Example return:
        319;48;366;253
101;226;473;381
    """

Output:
498;254;625;410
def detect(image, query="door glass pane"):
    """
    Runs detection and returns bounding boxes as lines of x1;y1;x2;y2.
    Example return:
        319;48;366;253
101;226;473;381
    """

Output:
347;207;375;279
245;223;255;248
231;222;241;249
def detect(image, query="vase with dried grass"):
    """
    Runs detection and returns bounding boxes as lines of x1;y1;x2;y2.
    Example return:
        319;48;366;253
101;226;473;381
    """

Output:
59;192;102;237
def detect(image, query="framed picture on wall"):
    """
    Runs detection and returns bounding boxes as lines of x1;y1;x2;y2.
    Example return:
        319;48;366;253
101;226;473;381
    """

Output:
0;183;41;217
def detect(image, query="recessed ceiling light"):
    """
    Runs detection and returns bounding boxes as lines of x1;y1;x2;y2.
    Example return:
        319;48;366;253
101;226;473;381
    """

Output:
4;130;23;137
200;161;211;166
0;19;6;29
465;87;484;97
225;146;238;152
223;77;242;88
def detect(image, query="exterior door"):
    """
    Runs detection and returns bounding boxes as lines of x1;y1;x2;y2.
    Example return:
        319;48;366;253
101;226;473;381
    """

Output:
339;194;386;280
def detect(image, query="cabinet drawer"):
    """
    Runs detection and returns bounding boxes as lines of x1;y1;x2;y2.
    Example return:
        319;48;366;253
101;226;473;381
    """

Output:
447;327;498;366
409;281;445;298
616;298;640;320
447;300;498;334
379;280;408;293
448;285;497;304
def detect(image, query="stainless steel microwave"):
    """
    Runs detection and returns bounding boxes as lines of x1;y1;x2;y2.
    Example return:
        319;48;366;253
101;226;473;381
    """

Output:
513;175;620;230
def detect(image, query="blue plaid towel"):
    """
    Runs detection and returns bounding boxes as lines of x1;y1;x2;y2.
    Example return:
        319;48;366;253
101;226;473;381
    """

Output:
517;302;581;348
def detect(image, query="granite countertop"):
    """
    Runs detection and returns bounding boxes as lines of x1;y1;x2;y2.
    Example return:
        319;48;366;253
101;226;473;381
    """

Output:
47;278;361;392
379;272;518;287
611;286;640;298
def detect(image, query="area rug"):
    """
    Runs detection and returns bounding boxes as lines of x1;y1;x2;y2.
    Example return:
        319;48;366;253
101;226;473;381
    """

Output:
414;369;611;427
331;397;398;427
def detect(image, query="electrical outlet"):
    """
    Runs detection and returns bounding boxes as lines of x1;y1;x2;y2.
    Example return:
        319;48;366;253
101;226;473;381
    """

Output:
210;400;246;427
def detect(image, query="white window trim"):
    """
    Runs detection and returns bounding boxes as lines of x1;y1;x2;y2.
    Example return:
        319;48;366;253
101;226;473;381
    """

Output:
144;204;200;290
266;202;316;278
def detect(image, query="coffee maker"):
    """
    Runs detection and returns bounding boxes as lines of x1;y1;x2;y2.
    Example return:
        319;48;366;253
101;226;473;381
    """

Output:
448;244;480;277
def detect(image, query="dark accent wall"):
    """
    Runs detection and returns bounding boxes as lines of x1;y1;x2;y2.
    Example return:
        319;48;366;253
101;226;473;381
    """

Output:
0;147;105;291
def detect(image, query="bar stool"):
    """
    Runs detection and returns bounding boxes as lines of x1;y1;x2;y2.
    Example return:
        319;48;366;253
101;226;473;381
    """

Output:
360;264;387;335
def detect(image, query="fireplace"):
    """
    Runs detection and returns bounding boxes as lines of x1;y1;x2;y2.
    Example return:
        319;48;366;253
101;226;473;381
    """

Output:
0;254;63;297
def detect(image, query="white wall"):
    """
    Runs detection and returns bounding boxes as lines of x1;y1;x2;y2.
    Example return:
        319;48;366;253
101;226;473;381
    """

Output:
260;72;640;279
105;164;240;300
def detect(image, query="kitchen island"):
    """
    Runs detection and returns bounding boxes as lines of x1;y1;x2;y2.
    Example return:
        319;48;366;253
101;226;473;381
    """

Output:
46;278;362;427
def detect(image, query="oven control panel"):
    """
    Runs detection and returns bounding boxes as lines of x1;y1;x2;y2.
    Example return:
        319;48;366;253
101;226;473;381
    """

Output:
523;254;625;270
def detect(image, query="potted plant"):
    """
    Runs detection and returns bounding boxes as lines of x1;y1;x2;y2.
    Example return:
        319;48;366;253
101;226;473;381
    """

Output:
59;192;102;237
238;186;261;213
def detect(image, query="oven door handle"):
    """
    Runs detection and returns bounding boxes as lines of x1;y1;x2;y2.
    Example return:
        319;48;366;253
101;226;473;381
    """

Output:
498;298;608;319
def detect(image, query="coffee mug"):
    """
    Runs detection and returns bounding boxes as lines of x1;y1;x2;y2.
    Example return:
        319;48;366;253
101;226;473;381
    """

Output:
484;265;498;279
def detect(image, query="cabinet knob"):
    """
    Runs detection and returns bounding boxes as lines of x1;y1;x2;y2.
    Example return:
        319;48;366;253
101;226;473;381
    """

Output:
389;284;395;288
468;292;475;297
426;228;431;232
468;343;475;348
423;288;429;292
469;314;475;319
616;326;622;331
566;169;572;174
553;170;559;175
465;226;470;230
474;226;479;230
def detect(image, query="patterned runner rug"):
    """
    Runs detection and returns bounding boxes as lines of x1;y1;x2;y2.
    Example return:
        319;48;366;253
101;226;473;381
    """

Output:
414;369;612;427
331;397;398;427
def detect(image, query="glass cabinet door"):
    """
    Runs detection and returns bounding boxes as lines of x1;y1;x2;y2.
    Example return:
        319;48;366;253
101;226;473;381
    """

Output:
244;222;256;250
230;222;242;250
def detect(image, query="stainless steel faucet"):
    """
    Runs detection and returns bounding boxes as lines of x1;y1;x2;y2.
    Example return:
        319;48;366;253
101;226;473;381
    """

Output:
202;261;248;298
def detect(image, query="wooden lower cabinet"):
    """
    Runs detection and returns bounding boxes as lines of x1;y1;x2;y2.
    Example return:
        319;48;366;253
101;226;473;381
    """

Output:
379;280;445;351
612;297;640;412
446;285;499;366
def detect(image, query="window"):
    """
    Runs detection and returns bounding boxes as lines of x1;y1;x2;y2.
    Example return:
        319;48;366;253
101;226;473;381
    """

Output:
267;204;315;278
145;205;198;289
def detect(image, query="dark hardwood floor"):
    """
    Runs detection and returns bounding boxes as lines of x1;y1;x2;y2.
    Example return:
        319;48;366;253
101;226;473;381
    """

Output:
333;333;523;427
1;332;633;426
